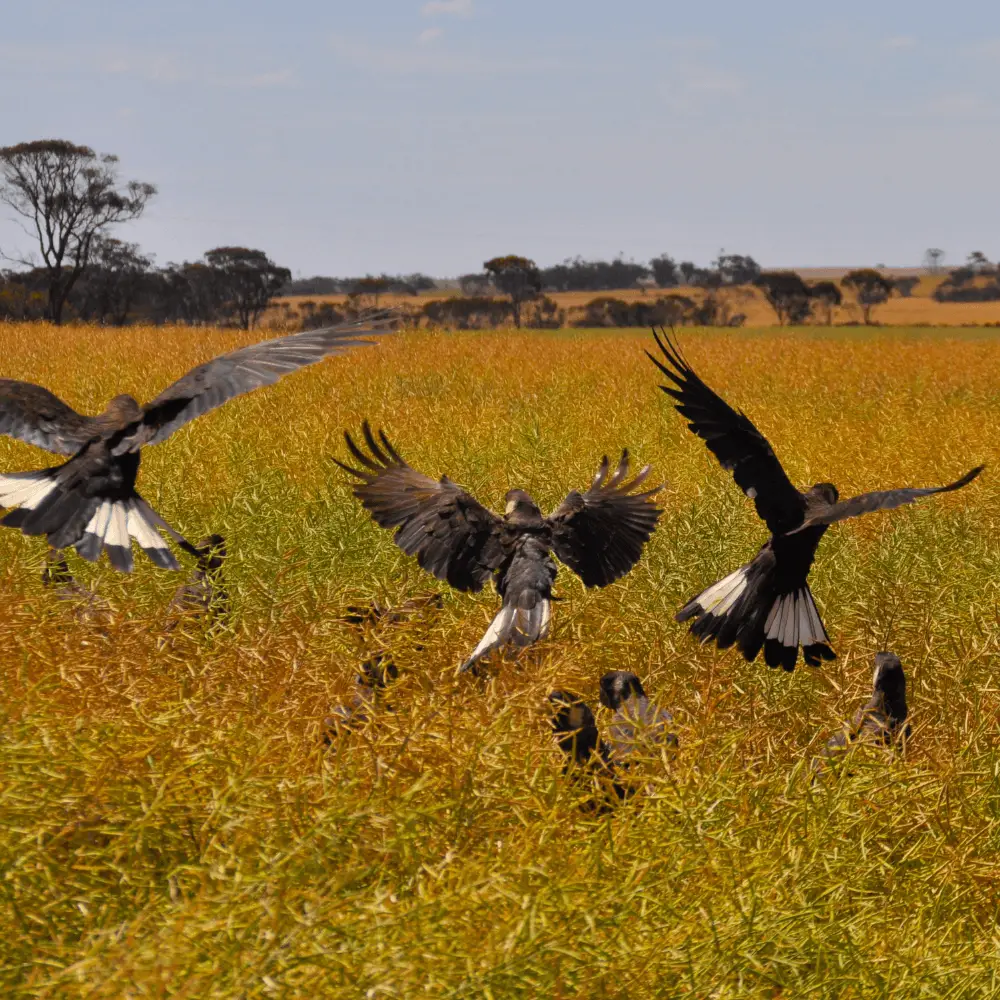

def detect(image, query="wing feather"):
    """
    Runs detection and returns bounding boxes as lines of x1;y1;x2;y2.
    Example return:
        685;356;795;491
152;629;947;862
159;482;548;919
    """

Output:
0;380;97;456
548;450;663;588
334;422;504;592
647;329;806;534
794;466;985;530
132;316;393;449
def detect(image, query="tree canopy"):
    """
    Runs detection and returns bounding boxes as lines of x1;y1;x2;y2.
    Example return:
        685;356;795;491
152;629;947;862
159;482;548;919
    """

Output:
0;140;155;324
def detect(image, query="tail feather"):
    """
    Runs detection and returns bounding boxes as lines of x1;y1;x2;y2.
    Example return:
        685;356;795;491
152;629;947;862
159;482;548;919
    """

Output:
0;471;59;511
74;496;181;572
76;500;113;562
126;500;178;569
1;463;184;572
105;502;133;572
459;596;552;672
678;561;834;671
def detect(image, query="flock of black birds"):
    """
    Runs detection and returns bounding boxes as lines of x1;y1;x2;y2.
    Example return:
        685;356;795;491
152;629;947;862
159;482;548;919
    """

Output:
0;319;981;797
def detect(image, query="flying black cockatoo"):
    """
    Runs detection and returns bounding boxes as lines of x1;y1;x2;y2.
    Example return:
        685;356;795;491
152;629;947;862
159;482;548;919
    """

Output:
648;330;984;671
335;422;663;672
0;318;389;572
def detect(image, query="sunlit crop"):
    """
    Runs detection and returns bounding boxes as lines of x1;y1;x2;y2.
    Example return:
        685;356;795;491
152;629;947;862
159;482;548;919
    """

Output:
2;322;1000;997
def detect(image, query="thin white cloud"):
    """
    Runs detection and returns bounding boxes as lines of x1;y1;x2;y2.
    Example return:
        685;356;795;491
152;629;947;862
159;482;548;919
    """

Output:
926;94;991;118
884;35;917;50
969;38;1000;57
660;62;746;114
421;0;473;16
329;33;554;75
238;68;297;88
417;27;443;45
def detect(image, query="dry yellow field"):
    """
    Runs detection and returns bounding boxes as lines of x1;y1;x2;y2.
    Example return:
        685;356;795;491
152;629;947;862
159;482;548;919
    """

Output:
2;322;1000;996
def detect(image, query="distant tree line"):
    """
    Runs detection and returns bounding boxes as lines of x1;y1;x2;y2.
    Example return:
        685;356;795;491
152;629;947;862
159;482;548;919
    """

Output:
284;273;437;297
0;244;291;329
932;252;1000;303
3;139;994;331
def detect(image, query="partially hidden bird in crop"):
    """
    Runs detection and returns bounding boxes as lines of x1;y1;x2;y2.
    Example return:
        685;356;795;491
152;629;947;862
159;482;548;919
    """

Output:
323;651;399;745
162;533;229;632
598;670;678;765
335;422;664;673
341;591;444;632
41;548;111;622
648;330;983;671
547;689;627;810
0;317;391;572
814;651;911;773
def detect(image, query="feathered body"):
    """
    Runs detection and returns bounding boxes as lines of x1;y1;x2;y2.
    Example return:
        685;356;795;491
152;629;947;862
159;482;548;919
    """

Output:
598;671;678;764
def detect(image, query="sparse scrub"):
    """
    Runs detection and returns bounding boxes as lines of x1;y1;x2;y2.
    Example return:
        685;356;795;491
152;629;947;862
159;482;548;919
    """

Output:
2;323;1000;997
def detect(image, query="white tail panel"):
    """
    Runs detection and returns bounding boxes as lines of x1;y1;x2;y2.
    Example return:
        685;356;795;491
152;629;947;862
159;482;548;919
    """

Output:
697;566;748;616
766;589;828;648
461;597;551;671
105;504;128;551
125;500;171;556
0;472;57;510
85;500;114;543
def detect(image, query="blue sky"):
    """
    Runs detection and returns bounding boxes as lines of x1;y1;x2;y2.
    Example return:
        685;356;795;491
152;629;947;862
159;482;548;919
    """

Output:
1;1;998;276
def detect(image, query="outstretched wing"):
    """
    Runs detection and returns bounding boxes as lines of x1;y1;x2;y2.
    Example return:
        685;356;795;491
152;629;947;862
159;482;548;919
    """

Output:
334;421;504;592
548;450;663;588
647;329;806;534
130;316;393;449
794;466;984;531
0;379;97;456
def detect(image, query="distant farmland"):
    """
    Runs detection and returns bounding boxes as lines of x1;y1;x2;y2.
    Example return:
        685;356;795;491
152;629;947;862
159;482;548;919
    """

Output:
272;273;1000;329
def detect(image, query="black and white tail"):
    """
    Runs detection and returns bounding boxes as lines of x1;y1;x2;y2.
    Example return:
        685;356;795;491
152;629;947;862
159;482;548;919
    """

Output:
459;596;551;673
0;470;185;573
677;559;835;672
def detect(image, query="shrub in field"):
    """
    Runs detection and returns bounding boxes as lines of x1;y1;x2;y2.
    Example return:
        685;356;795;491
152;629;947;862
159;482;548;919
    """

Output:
572;294;701;327
299;301;347;330
422;295;513;328
843;268;896;324
755;271;815;325
934;261;1000;303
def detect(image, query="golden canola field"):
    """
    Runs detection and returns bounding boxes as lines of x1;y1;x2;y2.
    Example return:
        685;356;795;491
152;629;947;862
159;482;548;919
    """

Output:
2;321;1000;998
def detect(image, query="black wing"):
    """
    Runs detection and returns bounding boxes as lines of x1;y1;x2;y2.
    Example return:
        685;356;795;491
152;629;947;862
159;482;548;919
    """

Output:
794;466;984;530
334;422;504;593
647;329;806;534
129;316;392;450
548;451;663;588
0;379;97;456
